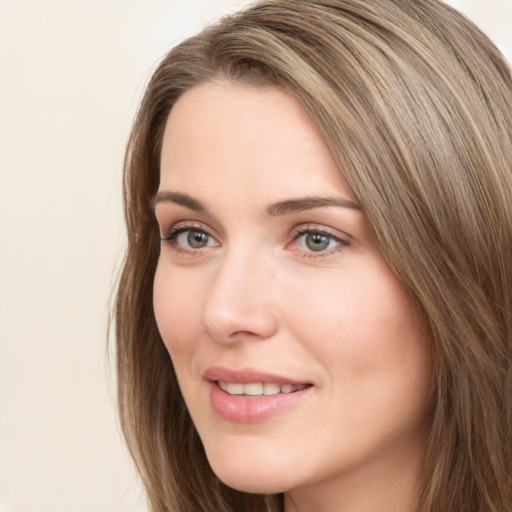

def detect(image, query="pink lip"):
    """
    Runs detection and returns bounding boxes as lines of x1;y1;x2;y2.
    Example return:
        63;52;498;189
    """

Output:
203;366;311;385
204;366;313;423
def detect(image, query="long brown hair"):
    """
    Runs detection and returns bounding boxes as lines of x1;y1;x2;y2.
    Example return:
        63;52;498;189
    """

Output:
114;1;512;510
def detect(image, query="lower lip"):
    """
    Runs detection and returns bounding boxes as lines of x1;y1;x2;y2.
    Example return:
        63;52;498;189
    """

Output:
209;381;311;423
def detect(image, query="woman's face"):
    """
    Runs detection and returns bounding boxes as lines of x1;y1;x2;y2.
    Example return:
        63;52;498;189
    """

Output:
153;82;432;509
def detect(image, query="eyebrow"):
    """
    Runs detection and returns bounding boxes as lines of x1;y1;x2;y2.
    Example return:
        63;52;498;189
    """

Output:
151;191;360;215
151;191;207;212
265;196;360;216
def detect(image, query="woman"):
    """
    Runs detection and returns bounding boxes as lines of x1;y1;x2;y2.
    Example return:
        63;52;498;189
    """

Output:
114;1;512;511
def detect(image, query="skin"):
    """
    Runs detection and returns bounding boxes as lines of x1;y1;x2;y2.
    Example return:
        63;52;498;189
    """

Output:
153;81;432;512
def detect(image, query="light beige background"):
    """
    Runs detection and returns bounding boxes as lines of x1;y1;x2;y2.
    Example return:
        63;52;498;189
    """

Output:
0;1;510;511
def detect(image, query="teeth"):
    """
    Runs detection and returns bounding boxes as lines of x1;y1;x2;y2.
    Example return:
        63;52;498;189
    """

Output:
244;383;263;396
219;382;243;394
263;383;280;395
218;381;307;396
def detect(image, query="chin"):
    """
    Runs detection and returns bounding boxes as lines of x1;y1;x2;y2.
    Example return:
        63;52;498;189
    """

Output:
213;467;289;495
204;441;294;494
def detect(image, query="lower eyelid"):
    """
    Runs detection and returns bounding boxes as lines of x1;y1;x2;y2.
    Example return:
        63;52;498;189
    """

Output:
159;222;348;256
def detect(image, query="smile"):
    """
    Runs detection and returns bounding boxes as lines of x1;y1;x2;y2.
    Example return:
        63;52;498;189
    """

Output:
217;381;309;396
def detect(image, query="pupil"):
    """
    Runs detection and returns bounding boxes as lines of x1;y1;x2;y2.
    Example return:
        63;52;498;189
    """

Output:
306;233;329;251
187;230;208;248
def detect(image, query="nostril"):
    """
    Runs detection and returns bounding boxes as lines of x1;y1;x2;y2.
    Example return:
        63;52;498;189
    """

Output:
229;330;268;340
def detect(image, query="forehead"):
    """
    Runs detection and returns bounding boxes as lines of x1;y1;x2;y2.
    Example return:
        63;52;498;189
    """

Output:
159;81;355;204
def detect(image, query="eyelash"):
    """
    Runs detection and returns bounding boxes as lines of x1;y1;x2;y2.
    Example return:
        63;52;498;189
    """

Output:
289;225;350;257
160;223;215;254
160;223;350;257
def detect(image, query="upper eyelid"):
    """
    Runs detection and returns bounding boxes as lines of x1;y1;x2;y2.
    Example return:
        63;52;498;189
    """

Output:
160;220;216;239
154;203;222;236
160;224;220;252
159;220;352;247
290;223;352;242
291;231;348;249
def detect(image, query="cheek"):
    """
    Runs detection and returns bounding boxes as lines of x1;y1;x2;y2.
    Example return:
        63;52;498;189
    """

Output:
153;264;204;361
282;258;431;397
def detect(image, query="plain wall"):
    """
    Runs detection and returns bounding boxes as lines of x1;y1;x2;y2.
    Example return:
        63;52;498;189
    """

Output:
0;1;510;511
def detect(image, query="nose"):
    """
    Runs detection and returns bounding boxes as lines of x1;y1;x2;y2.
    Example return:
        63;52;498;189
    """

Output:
200;249;279;343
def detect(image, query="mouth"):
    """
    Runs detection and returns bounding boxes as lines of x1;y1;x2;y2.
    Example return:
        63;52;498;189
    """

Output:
204;367;314;423
217;381;310;397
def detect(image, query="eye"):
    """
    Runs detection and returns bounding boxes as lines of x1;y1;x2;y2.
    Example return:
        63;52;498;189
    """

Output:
177;229;213;249
161;224;219;252
298;232;338;252
289;225;349;256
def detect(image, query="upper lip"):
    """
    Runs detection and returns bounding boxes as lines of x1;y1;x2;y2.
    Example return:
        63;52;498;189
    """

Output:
203;366;312;386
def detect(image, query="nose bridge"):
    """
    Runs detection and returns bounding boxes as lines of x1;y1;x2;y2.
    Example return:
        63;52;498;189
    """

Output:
201;244;277;342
